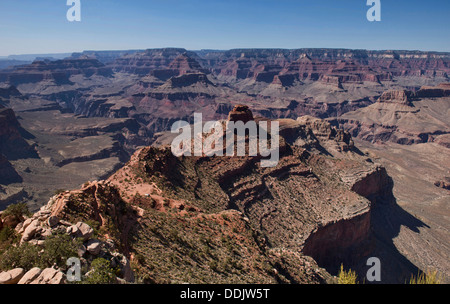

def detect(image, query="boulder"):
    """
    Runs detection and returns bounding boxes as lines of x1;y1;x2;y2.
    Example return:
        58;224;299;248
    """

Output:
103;239;116;251
47;216;60;227
28;239;45;247
29;268;65;284
228;105;254;123
20;219;41;242
86;239;102;256
76;222;94;240
111;253;135;283
66;224;79;235
0;268;25;284
48;271;65;284
16;217;33;234
59;220;72;226
41;227;52;237
17;267;42;284
68;222;93;241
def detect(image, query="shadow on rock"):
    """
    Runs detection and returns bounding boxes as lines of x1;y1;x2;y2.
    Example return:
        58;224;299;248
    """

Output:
359;176;430;284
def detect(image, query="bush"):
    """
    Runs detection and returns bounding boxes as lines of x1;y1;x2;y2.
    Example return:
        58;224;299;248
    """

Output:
83;258;117;284
40;232;81;270
1;202;31;219
0;242;41;271
337;264;358;284
0;226;16;243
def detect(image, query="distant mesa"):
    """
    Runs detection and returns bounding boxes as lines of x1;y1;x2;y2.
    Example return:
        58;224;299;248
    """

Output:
227;104;254;123
0;58;112;86
166;73;213;88
378;83;450;106
416;83;450;98
378;89;414;106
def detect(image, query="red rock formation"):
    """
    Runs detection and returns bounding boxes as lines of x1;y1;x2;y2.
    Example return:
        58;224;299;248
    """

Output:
378;90;413;106
110;48;206;79
416;83;450;98
227;104;254;123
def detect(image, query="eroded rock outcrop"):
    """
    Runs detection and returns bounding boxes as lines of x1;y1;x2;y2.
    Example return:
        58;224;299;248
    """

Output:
0;107;408;283
227;104;254;123
330;85;450;145
378;90;413;106
106;109;392;281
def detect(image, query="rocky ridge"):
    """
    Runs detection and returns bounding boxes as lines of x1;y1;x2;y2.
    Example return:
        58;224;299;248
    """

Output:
0;107;399;283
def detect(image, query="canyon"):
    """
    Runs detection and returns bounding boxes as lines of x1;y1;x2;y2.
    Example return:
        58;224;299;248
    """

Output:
0;48;449;284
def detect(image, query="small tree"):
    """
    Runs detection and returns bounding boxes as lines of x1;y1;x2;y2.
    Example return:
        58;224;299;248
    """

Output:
0;242;41;271
40;232;80;270
1;202;31;219
84;258;117;284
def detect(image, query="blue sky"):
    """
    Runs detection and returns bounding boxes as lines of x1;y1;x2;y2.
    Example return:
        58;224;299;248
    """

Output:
0;0;449;56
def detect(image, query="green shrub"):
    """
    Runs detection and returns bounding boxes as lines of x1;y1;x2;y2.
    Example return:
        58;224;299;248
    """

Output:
0;242;41;271
1;202;31;219
0;226;16;243
40;232;81;269
83;258;117;284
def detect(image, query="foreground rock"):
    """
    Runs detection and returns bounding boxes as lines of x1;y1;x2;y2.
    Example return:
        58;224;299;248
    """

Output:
1;190;136;284
17;267;42;284
0;268;25;284
28;268;65;284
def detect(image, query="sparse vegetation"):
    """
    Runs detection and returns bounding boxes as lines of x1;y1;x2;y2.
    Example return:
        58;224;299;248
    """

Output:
40;232;81;269
0;226;17;244
54;189;66;196
1;202;31;219
0;242;41;272
337;264;358;284
409;269;443;284
82;258;117;284
0;231;81;272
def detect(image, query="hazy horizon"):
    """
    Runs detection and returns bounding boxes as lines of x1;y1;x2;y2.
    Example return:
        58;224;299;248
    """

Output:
2;46;450;60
